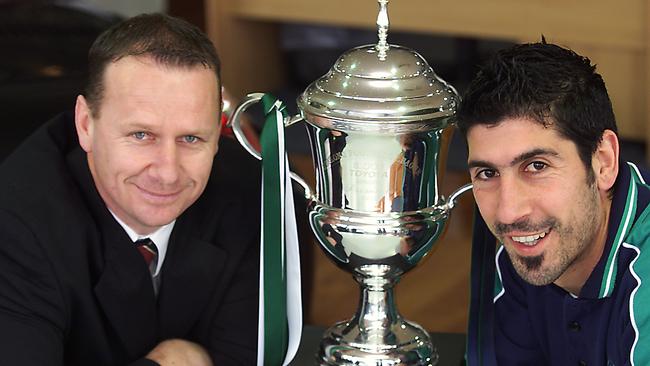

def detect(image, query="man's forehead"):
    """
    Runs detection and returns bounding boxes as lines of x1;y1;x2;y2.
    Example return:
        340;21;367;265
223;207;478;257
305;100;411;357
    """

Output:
102;56;219;97
103;55;219;85
466;117;562;141
466;118;568;165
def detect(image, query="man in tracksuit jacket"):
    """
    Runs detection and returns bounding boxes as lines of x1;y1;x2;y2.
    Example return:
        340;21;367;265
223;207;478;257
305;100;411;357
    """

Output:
457;41;650;365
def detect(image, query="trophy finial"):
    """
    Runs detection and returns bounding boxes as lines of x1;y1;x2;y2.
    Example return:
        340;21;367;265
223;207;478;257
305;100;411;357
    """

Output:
376;0;389;60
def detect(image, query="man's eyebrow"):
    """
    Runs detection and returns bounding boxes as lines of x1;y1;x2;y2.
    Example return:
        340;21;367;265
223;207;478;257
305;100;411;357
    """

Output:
467;159;495;170
511;148;559;166
467;148;559;170
122;120;155;130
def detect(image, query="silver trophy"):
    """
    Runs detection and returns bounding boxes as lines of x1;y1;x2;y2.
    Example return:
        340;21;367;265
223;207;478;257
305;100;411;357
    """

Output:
229;1;471;364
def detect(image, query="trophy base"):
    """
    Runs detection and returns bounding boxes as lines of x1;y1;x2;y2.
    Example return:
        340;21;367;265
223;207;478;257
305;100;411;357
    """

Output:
317;319;439;366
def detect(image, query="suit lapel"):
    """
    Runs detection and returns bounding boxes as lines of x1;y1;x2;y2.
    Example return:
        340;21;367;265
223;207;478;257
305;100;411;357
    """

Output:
93;228;158;357
157;213;227;339
66;147;158;359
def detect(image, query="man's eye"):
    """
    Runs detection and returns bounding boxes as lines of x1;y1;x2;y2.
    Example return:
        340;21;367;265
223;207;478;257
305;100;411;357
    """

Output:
183;135;199;143
526;161;547;172
475;169;498;180
133;132;147;140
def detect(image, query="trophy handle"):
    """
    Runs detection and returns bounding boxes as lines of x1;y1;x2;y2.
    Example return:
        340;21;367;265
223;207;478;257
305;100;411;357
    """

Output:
227;93;313;199
227;92;264;159
445;183;473;210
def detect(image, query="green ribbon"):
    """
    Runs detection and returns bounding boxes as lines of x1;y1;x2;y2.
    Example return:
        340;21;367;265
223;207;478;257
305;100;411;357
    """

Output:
260;94;289;365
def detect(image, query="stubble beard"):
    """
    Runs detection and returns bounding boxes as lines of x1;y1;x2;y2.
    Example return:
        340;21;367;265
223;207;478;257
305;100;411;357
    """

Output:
496;181;601;287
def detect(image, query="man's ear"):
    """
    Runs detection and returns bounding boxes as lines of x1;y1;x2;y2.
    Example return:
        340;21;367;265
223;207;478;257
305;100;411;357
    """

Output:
593;129;619;192
75;95;94;153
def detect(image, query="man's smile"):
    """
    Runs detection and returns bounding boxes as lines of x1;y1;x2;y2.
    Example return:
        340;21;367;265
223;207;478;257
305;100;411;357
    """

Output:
134;184;185;204
503;228;553;257
511;230;549;246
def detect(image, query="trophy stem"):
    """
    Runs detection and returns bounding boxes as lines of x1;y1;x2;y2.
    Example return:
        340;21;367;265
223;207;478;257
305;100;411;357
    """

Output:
318;264;439;366
353;265;400;340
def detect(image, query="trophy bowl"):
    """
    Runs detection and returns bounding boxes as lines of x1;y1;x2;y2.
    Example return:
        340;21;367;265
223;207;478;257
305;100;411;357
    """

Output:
298;44;469;364
228;1;472;364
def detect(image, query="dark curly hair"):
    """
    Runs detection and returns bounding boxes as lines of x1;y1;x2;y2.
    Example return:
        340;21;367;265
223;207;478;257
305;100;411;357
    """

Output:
457;41;617;176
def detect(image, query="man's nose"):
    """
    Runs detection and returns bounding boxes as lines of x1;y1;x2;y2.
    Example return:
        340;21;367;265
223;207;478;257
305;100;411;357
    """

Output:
151;141;180;185
494;175;532;225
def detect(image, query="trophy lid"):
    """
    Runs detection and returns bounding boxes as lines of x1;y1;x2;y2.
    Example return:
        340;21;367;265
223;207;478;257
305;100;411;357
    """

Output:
297;0;459;133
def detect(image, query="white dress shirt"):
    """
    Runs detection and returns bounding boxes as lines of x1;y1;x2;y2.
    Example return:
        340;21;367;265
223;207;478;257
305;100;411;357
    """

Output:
109;211;175;277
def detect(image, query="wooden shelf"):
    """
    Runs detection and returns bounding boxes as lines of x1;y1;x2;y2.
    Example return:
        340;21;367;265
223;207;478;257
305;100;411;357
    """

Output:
207;0;650;150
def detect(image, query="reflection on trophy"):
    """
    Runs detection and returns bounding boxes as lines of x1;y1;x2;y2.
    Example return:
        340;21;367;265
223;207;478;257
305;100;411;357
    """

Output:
230;1;472;365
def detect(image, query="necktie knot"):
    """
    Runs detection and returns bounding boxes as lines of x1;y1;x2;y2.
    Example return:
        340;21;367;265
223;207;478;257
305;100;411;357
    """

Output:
135;238;158;274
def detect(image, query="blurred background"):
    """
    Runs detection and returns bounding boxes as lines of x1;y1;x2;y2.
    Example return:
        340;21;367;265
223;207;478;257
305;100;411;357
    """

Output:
1;0;648;335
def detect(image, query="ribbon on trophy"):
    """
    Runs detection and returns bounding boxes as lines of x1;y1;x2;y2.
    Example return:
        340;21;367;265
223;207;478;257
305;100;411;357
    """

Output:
256;94;303;366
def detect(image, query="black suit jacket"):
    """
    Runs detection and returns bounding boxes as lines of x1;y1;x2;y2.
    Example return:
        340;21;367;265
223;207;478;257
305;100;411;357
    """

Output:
0;112;261;365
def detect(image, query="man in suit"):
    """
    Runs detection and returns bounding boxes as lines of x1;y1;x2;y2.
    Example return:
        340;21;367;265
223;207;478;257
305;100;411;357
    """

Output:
0;13;260;365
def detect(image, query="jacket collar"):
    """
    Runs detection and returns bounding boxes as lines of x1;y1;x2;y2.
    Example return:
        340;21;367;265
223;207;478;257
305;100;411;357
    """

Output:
581;161;648;299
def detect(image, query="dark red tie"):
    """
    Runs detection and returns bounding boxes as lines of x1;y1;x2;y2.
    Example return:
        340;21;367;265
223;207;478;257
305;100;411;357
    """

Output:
135;238;158;275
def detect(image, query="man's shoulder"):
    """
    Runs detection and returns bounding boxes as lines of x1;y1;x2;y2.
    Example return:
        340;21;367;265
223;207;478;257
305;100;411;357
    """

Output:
0;111;78;183
211;136;261;190
0;112;88;228
198;135;262;208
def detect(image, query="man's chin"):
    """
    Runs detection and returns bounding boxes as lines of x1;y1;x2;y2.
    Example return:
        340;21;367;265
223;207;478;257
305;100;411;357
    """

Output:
520;254;543;271
512;255;559;286
143;216;177;228
518;273;555;286
132;211;181;233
